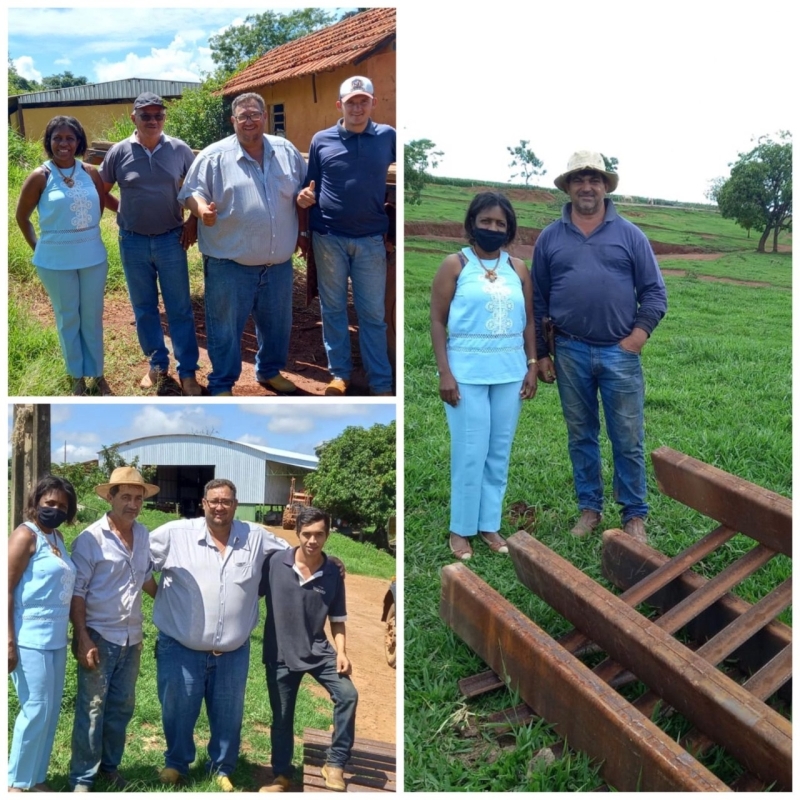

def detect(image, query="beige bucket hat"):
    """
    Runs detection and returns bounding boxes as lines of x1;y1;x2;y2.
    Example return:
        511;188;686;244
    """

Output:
554;150;619;193
95;466;160;501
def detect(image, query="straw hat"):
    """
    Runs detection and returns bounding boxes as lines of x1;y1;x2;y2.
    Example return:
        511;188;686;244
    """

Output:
554;150;619;193
95;466;160;501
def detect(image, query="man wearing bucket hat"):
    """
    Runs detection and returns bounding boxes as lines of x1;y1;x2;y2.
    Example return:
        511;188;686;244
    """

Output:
532;151;667;543
297;76;396;396
68;467;159;791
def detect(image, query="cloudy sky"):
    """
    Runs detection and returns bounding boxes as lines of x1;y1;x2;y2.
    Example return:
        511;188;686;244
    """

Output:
8;402;396;464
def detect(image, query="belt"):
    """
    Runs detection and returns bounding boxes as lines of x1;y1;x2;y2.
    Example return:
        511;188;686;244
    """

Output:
122;226;182;237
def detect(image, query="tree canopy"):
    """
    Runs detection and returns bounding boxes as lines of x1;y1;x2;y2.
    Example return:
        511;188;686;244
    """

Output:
405;139;443;205
601;154;618;173
304;422;396;537
507;140;545;186
8;61;89;95
42;71;88;89
716;132;792;253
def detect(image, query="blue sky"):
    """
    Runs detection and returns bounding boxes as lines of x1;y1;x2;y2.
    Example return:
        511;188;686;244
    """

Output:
8;402;396;464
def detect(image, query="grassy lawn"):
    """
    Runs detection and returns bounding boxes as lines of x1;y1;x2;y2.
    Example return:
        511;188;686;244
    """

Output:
8;507;394;791
403;187;791;791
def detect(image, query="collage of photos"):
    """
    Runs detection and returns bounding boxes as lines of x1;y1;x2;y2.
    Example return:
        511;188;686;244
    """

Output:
6;3;794;796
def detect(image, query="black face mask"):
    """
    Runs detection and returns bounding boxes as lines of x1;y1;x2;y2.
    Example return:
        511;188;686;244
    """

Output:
472;227;507;253
37;506;69;530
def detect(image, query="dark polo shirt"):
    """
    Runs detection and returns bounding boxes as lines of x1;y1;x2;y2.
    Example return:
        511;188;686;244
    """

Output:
260;548;347;671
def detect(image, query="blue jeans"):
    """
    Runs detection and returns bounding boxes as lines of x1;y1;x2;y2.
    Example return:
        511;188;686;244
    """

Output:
69;630;142;788
156;633;250;777
555;336;648;522
445;381;523;536
203;256;293;395
266;660;358;777
8;646;68;789
36;261;107;378
118;228;199;378
313;233;393;393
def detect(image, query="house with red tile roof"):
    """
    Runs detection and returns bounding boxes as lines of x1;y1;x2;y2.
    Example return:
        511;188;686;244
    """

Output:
222;7;396;152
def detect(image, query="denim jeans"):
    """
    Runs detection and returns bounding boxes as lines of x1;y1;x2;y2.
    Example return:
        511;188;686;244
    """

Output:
8;646;68;789
312;233;393;393
36;261;107;378
156;632;250;777
203;256;293;395
69;630;142;788
444;381;523;536
118;228;199;378
266;659;358;777
555;336;648;522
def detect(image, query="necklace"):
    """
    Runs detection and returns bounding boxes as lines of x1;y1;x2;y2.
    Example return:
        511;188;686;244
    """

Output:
42;530;62;558
472;248;501;282
53;161;77;188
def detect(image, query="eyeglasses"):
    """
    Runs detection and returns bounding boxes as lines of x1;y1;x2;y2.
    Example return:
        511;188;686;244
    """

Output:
205;498;234;508
138;113;166;121
234;112;264;123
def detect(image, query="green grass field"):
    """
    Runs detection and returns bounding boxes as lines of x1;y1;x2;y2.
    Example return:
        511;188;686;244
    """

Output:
403;182;791;791
8;507;395;791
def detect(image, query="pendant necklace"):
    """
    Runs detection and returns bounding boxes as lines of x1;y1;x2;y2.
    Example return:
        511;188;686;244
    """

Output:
42;530;62;558
54;162;77;188
473;248;501;282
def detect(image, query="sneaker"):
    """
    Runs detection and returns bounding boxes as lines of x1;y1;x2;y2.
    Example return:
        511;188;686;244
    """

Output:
140;368;169;389
98;770;127;789
324;378;349;396
180;375;203;396
259;775;293;793
215;775;235;792
321;765;346;792
159;768;185;786
623;517;647;543
570;510;602;538
259;374;297;393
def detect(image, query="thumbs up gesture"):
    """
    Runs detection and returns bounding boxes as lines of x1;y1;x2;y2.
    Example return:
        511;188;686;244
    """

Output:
201;200;217;227
297;180;317;209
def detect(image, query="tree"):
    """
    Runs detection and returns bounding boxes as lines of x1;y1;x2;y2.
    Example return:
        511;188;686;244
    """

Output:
601;154;618;173
716;132;792;253
704;176;726;205
405;138;443;205
165;77;230;150
41;71;88;89
507;140;546;186
304;422;396;546
8;58;42;95
209;8;338;76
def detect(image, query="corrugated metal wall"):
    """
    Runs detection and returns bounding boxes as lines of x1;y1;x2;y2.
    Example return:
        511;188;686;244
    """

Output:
14;78;201;105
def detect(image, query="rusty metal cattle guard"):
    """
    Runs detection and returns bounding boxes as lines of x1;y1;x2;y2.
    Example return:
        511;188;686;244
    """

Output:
440;446;791;791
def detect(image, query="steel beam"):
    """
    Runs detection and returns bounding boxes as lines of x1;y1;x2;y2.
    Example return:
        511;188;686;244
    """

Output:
440;564;729;792
509;533;792;790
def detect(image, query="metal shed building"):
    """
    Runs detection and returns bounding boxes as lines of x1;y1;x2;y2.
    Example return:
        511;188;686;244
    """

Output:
108;434;317;520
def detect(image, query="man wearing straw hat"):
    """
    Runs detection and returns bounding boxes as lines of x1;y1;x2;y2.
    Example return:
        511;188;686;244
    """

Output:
533;151;667;543
68;467;160;792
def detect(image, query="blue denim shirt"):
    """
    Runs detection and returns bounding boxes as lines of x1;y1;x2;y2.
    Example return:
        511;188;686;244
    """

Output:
533;199;667;354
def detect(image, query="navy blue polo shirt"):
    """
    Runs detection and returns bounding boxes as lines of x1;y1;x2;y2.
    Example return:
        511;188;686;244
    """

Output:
260;548;347;671
305;119;396;238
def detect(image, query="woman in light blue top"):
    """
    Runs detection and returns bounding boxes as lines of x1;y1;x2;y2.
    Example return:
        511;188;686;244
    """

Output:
16;116;110;396
431;192;538;561
8;476;78;792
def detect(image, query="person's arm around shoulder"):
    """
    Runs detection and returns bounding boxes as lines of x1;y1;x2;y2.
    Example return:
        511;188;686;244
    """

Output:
7;524;37;673
531;236;556;384
15;168;48;251
510;256;538;400
431;253;464;407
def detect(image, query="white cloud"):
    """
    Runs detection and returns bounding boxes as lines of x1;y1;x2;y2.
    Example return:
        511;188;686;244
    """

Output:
50;406;72;424
52;443;98;463
94;36;214;82
127;406;222;438
54;58;71;66
238;433;267;446
239;404;365;419
267;415;315;435
14;56;42;83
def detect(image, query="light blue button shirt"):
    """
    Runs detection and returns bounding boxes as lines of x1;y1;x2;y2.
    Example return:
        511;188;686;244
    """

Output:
178;133;306;266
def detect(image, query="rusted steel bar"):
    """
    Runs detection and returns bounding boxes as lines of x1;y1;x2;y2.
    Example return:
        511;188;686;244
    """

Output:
509;533;792;790
440;564;730;792
742;645;792;699
601;530;792;703
458;670;504;698
651;446;792;557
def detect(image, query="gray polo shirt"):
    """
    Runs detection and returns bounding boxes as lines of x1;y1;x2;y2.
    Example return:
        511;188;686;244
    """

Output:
70;514;153;646
150;517;289;652
260;548;347;671
100;132;195;235
178;133;306;266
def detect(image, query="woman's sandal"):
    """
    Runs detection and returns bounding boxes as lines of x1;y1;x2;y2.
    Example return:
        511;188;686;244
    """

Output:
449;533;473;561
479;531;509;554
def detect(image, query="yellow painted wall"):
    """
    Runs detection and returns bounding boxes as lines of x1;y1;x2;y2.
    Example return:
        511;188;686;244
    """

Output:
16;103;133;147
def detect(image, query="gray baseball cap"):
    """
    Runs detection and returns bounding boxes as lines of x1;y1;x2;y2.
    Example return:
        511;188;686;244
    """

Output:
133;92;166;110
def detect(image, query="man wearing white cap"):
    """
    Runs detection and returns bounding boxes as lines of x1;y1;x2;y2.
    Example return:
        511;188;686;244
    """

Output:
68;467;160;791
533;152;667;543
297;76;396;396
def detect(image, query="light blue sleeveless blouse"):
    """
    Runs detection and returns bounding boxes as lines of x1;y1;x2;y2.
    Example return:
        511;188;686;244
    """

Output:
446;247;527;384
13;522;77;649
32;160;107;270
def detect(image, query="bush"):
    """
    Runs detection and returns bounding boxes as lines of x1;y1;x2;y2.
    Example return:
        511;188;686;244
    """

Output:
165;83;231;150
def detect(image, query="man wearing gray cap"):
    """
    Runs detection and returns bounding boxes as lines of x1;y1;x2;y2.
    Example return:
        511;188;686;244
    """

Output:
533;151;667;543
100;92;202;396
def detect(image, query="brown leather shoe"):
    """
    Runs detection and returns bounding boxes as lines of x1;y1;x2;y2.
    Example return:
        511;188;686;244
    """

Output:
623;517;647;543
180;375;203;396
72;378;87;396
479;531;508;554
324;378;349;396
448;533;472;561
570;510;602;537
140;368;169;389
321;765;346;792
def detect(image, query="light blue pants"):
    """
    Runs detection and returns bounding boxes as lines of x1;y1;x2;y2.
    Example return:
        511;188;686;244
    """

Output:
8;645;68;789
445;380;523;536
36;260;108;378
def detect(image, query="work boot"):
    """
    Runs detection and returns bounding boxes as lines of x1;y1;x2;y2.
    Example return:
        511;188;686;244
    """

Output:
324;378;349;396
623;517;647;543
98;770;127;789
259;374;297;393
259;775;293;792
180;375;203;396
215;775;235;792
569;510;602;538
159;768;185;786
321;765;346;792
